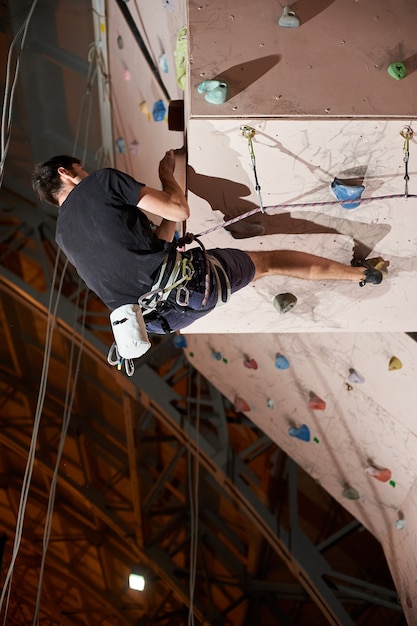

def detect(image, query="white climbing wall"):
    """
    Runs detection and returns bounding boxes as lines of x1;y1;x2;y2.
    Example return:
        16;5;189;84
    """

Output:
182;331;417;623
185;118;417;333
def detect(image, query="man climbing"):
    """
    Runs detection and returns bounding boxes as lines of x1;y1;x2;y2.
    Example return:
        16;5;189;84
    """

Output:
32;149;388;334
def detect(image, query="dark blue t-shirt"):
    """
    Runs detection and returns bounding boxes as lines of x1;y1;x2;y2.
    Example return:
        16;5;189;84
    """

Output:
56;168;168;310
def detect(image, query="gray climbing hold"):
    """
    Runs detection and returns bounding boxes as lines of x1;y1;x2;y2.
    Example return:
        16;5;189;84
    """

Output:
278;6;301;28
273;292;297;314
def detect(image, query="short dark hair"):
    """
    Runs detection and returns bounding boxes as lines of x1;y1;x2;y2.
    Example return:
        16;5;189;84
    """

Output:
32;155;81;206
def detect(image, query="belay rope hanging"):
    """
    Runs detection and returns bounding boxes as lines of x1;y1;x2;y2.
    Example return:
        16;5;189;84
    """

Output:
109;124;415;376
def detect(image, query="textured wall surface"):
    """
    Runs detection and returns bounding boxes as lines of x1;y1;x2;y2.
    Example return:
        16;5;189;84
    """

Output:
183;331;417;624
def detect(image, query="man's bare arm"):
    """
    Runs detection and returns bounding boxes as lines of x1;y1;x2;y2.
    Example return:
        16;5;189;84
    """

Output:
137;149;190;222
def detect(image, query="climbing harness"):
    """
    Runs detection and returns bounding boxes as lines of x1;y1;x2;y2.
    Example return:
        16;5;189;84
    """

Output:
240;125;265;213
400;125;413;197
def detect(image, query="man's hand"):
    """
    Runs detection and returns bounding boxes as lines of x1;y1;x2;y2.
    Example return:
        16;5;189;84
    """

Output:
158;149;176;180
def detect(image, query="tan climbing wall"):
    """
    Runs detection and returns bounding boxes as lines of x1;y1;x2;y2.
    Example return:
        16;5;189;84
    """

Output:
182;331;417;624
188;0;417;118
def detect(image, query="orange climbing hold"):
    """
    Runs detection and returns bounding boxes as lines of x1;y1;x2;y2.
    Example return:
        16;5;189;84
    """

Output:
365;465;392;482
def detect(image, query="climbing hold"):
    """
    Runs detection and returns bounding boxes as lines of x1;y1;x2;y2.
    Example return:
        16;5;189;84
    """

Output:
342;486;360;500
158;52;169;74
331;177;365;209
388;356;402;371
173;335;187;348
313;437;320;443
365;465;392;482
266;398;274;409
395;518;406;530
273;292;297;314
389;480;396;488
123;68;131;81
348;368;365;384
406;596;413;609
175;25;187;90
197;80;229;104
288;424;310;442
243;357;258;370
234;395;251;412
278;6;301;27
275;353;290;370
115;137;126;154
139;101;151;121
152;100;166;121
387;62;407;80
345;382;353;391
129;140;140;155
211;351;222;361
308;392;326;410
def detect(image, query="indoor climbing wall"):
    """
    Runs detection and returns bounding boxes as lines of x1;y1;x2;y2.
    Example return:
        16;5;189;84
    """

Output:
182;331;417;623
185;118;417;333
106;0;186;190
182;0;417;334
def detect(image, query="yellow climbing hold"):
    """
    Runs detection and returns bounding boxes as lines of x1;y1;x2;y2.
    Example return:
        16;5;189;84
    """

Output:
388;356;402;371
138;101;151;121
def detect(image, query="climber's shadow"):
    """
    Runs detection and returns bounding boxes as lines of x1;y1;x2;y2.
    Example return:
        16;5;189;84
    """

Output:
188;165;391;259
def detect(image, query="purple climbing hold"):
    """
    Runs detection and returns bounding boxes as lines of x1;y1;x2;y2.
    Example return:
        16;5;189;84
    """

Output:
348;368;365;384
288;424;310;442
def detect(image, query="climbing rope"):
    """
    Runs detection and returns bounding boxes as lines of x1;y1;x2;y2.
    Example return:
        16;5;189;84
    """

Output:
194;192;417;239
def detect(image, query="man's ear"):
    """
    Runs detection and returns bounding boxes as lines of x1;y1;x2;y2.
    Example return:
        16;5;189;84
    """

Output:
58;166;75;182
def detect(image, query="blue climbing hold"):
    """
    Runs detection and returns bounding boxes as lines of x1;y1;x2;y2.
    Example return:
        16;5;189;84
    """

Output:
275;354;290;370
331;177;365;209
152;100;166;121
173;335;187;348
288;424;310;442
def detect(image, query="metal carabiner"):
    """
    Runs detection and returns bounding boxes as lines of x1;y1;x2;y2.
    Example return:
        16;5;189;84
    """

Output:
176;284;190;306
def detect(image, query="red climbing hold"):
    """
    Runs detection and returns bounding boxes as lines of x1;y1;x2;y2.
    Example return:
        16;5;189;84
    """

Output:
244;357;258;370
308;392;326;410
234;395;251;412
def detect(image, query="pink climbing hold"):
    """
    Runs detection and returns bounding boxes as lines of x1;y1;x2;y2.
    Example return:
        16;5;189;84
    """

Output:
308;392;326;410
234;395;251;412
243;357;258;370
365;465;392;483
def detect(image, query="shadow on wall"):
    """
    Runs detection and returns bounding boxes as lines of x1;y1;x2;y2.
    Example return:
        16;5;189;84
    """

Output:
291;0;335;24
188;165;391;260
213;55;280;100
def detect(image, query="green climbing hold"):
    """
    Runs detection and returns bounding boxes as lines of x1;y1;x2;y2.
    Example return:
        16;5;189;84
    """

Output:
387;62;407;80
342;486;360;500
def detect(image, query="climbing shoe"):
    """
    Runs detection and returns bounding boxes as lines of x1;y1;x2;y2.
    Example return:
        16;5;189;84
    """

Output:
352;256;389;287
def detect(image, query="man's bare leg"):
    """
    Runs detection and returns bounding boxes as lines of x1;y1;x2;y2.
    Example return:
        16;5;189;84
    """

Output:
246;250;386;284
